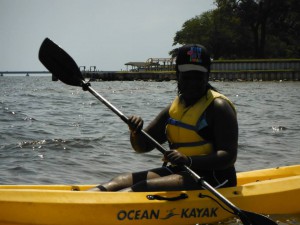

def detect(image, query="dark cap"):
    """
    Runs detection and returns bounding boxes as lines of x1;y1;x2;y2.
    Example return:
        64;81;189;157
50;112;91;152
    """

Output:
176;44;211;73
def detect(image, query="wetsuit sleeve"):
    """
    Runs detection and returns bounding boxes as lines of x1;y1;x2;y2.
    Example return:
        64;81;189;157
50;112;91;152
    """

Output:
130;105;170;153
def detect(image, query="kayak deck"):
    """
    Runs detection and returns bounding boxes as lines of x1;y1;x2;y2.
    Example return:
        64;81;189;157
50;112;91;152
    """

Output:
0;165;299;225
1;164;299;191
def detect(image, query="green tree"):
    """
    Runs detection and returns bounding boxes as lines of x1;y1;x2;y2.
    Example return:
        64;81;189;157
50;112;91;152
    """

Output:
236;0;282;58
172;11;213;52
210;0;244;59
171;0;300;59
265;0;300;57
172;8;241;59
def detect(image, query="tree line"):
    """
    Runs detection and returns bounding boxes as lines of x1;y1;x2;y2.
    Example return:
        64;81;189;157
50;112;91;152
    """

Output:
171;0;300;59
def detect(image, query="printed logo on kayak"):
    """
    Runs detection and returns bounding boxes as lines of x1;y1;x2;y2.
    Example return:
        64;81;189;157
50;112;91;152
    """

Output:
117;207;218;220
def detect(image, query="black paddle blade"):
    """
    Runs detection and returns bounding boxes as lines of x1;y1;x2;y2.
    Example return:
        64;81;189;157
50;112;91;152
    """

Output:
241;210;278;225
39;38;84;87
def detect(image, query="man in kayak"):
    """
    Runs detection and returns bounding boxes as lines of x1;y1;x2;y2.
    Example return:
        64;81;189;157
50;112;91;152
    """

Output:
90;44;238;192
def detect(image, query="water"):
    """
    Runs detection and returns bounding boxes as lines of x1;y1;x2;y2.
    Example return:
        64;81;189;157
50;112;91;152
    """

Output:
0;76;299;224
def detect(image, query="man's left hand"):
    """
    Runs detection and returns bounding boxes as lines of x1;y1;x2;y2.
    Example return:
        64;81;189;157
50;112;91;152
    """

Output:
164;150;190;166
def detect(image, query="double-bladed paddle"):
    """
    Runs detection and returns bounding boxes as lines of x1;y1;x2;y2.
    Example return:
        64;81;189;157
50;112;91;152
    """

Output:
38;38;277;225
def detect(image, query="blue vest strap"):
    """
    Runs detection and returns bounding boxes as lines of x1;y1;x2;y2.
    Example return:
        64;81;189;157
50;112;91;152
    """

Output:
167;115;208;132
167;118;198;131
169;140;210;149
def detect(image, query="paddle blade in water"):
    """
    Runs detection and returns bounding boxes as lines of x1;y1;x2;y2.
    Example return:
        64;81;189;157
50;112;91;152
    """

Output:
38;38;83;87
241;210;278;225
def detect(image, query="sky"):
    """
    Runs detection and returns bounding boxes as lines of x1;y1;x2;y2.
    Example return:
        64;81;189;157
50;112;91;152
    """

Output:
0;0;216;71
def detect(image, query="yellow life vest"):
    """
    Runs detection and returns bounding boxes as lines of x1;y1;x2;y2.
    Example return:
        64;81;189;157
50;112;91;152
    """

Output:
166;89;235;156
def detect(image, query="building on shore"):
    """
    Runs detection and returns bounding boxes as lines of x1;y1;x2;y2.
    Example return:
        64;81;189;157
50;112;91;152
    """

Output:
125;58;176;72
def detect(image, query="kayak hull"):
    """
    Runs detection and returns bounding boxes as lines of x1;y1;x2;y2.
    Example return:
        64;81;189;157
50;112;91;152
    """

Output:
0;165;299;225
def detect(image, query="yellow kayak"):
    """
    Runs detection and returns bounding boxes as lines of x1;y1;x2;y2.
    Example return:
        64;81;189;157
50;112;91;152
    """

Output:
0;165;299;225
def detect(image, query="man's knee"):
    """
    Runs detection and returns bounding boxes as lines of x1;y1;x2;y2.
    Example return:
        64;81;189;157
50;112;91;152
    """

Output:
107;172;133;191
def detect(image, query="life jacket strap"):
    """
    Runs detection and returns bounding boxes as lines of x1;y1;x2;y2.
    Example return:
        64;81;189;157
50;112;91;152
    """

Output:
167;118;198;131
167;114;208;132
169;140;210;149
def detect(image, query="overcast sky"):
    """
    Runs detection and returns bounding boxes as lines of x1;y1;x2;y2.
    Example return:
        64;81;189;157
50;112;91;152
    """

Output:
0;0;215;71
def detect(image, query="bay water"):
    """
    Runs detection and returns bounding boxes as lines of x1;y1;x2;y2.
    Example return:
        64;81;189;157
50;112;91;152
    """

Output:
0;76;299;224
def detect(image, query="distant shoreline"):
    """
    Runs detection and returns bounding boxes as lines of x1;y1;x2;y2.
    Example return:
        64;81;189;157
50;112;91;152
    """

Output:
81;70;299;82
2;58;299;81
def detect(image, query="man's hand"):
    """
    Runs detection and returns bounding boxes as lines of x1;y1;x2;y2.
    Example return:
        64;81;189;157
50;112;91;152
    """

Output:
128;115;144;134
164;150;191;166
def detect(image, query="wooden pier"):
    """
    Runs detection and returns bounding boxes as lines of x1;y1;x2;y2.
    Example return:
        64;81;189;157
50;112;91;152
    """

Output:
83;71;176;81
82;59;300;81
82;70;299;82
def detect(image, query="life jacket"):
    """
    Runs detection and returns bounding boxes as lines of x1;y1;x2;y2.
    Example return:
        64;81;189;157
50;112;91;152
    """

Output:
166;89;236;156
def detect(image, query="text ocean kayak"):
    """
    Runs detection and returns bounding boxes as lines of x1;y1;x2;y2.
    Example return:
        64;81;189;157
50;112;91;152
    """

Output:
0;165;299;225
